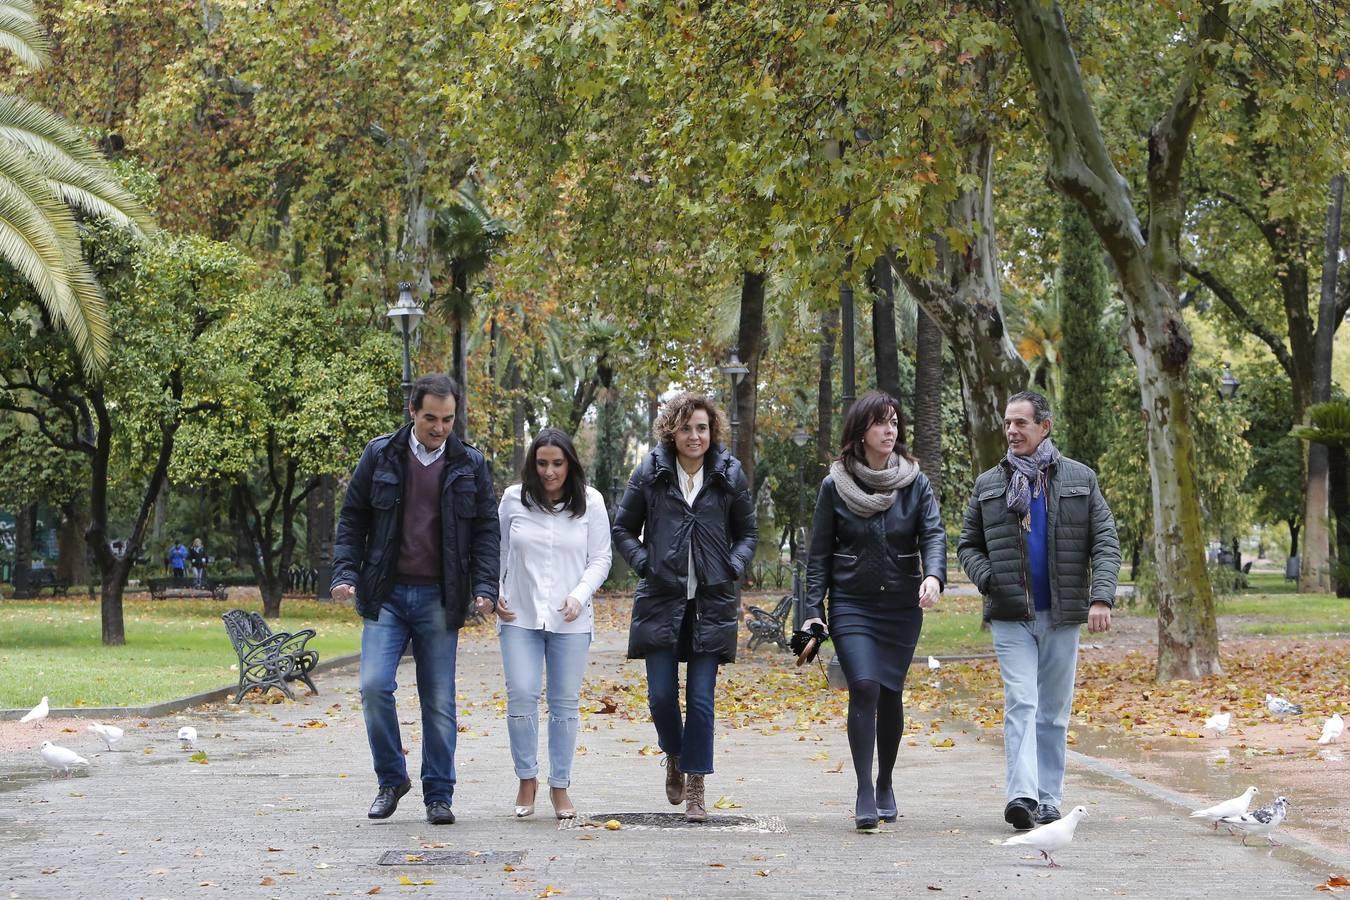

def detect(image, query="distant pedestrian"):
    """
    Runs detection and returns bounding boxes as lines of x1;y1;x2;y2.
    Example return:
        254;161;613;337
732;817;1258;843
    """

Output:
612;392;757;822
957;390;1120;831
331;373;500;826
189;538;208;586
168;541;188;579
494;428;612;820
802;390;946;832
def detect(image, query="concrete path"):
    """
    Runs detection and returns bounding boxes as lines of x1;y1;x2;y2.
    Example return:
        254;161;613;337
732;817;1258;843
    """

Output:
0;623;1334;898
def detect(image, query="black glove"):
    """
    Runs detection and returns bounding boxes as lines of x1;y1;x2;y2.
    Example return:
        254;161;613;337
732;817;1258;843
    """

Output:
789;622;829;665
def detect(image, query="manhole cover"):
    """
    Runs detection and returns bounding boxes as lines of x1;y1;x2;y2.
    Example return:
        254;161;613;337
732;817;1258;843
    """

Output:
377;850;527;866
560;812;786;833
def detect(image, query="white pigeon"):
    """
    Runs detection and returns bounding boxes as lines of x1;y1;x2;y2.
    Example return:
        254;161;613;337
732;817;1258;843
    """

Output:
1203;712;1231;734
20;696;49;726
1317;713;1344;745
1002;805;1088;867
927;656;941;670
1265;694;1303;715
87;722;124;751
39;741;88;776
1190;786;1257;830
1218;796;1289;846
177;726;197;749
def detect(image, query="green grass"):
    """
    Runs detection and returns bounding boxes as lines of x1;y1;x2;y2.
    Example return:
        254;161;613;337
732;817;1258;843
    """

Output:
1217;592;1348;636
0;596;363;708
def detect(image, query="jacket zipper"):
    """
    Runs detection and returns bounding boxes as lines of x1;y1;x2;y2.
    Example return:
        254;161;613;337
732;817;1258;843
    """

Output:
1017;528;1033;621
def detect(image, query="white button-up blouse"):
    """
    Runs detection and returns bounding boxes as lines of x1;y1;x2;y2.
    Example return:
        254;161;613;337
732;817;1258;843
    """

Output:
497;484;613;633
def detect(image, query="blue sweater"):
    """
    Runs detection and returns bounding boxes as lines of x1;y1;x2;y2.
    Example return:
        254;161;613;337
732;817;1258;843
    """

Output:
1026;491;1052;611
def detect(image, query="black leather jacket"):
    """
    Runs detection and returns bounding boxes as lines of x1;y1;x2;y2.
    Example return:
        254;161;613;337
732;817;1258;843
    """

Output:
803;470;946;620
612;444;757;663
332;423;500;629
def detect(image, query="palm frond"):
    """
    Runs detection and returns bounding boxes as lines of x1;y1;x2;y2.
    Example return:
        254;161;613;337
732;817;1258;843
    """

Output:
0;4;50;70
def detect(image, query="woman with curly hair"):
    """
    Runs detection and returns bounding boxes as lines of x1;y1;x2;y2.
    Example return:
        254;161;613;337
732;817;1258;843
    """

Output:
802;390;946;832
612;392;757;822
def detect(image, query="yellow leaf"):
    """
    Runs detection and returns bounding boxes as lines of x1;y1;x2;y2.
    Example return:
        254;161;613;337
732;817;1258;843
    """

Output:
929;736;955;748
637;745;661;756
538;887;563;898
404;855;424;863
712;796;742;810
604;819;622;830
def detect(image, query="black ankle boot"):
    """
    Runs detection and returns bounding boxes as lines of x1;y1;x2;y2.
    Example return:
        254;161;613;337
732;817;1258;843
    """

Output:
876;783;897;823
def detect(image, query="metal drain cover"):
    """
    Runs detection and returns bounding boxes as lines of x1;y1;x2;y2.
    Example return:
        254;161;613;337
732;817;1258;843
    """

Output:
561;812;786;833
377;849;527;866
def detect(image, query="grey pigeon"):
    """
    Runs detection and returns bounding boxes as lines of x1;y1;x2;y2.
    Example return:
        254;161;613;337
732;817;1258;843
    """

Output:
1265;694;1303;715
1219;796;1289;846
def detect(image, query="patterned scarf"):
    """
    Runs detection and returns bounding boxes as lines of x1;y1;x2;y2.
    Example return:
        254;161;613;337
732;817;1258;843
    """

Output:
1005;438;1060;531
829;453;920;517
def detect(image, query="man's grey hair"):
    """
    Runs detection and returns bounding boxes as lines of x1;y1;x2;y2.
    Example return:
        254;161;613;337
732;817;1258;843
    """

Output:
1007;390;1053;423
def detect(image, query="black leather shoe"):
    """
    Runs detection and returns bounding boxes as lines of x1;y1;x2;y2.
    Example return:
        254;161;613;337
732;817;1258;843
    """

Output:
1003;797;1037;830
1036;803;1062;825
855;815;880;833
368;781;411;819
426;801;455;825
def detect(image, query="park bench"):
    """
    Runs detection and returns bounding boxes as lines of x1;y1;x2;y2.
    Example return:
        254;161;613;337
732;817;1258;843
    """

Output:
148;576;229;601
221;609;319;703
745;594;794;652
25;570;71;597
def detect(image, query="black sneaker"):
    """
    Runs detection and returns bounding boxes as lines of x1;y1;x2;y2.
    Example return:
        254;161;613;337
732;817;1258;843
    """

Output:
1036;803;1062;825
367;781;411;819
1003;797;1037;830
426;800;456;825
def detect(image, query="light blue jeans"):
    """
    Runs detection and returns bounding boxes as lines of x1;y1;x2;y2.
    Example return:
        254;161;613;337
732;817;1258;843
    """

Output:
359;584;459;804
499;625;591;788
990;608;1080;807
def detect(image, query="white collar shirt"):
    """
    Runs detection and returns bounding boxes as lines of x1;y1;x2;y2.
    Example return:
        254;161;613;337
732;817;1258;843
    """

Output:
680;465;703;600
410;433;446;467
497;484;614;633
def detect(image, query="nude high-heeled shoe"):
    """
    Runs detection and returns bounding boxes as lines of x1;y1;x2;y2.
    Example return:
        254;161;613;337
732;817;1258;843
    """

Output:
550;786;576;820
514;777;537;818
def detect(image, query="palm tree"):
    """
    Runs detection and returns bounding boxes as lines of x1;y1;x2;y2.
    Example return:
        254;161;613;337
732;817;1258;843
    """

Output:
0;0;156;373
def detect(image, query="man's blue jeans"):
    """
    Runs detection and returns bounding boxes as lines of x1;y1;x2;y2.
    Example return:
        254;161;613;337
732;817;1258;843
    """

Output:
360;584;459;805
990;608;1080;807
644;649;720;775
499;625;591;788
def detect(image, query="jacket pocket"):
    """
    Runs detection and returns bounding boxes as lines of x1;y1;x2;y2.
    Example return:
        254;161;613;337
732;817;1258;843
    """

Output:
1056;484;1089;526
451;478;477;517
371;475;399;510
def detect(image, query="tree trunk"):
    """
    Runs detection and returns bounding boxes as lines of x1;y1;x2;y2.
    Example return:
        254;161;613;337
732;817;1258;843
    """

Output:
816;307;839;470
307;475;336;599
870;257;901;402
508;354;526;476
1011;0;1224;680
451;264;469;441
57;493;89;588
12;503;34;597
897;137;1029;474
100;560;131;646
1330;445;1348;598
734;270;766;491
912;308;944;495
1302;172;1344;593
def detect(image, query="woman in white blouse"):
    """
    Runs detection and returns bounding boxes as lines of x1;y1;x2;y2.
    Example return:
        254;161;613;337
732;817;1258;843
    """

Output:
495;428;612;820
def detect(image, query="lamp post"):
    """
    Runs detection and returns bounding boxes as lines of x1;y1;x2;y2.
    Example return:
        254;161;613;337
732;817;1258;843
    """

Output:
1219;361;1240;400
387;282;425;418
718;352;750;452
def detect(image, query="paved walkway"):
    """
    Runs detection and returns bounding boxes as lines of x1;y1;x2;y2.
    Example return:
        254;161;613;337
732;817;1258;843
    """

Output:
0;623;1335;898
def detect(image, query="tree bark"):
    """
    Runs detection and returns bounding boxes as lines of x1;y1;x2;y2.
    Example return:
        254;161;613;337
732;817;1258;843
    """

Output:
12;503;34;597
306;475;336;599
870;257;901;402
912;308;944;495
816;307;839;470
734;269;766;492
1011;0;1223;680
1331;445;1349;598
57;493;89;588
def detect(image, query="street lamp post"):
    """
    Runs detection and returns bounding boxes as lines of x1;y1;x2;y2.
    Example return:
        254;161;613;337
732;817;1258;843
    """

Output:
1219;361;1240;400
387;282;425;418
718;352;750;452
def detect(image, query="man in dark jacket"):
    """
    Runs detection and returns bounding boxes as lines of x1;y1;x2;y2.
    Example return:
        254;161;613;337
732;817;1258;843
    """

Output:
957;391;1119;831
331;374;499;825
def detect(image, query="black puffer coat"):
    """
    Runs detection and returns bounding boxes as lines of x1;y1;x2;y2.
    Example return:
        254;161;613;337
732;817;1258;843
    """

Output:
331;423;500;629
802;471;947;620
612;444;757;663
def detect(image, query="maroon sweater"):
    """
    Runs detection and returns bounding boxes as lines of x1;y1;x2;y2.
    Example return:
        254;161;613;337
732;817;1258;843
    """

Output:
396;448;445;585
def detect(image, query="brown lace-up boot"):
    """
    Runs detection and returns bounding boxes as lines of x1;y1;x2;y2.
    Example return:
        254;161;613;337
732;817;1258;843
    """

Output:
663;755;684;805
685;774;707;823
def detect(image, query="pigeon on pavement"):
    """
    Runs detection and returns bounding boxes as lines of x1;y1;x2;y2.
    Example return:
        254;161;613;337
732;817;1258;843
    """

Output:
1203;712;1231;734
1002;805;1088;867
20;696;49;726
87;722;124;751
178;726;197;749
40;741;88;776
1266;694;1303;715
1219;796;1289;846
1190;786;1257;830
1317;713;1343;745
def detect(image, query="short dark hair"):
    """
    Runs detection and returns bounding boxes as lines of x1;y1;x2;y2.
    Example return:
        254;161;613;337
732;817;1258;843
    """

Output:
520;428;588;517
1007;390;1052;423
836;390;914;469
411;373;460;411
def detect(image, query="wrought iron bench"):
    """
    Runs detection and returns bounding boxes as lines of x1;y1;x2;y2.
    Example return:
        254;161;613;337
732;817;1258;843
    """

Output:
745;594;794;652
149;576;229;601
221;609;319;702
25;570;71;597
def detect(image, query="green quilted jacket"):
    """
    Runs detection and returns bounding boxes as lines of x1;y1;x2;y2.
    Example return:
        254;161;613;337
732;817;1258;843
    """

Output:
957;456;1120;625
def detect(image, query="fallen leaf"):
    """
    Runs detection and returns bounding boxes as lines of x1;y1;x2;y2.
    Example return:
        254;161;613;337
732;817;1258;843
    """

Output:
259;877;275;886
397;875;434;885
538;888;563;898
366;888;381;895
712;796;742;810
927;886;944;892
315;862;330;869
189;750;209;764
198;881;215;887
404;855;424;863
754;870;770;877
604;819;622;830
503;864;515;872
637;745;661;756
929;736;955;748
707;863;726;868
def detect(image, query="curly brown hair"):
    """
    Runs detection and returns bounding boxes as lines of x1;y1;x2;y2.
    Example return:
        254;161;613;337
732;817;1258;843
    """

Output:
652;392;727;449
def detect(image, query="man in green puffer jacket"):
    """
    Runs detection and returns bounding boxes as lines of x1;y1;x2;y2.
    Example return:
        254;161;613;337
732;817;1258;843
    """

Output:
958;391;1120;833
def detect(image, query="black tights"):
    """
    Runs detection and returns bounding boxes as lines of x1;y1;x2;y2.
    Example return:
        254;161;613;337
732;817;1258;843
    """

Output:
847;679;904;818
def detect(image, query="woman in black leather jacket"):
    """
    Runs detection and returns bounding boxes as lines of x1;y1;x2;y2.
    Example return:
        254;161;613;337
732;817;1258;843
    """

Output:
803;390;946;832
612;392;756;823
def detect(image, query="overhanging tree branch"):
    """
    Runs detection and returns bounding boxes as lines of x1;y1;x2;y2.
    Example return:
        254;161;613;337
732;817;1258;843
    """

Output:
1182;260;1296;378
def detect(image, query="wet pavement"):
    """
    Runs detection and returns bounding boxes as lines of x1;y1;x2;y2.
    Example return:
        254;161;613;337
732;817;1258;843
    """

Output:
0;626;1342;898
